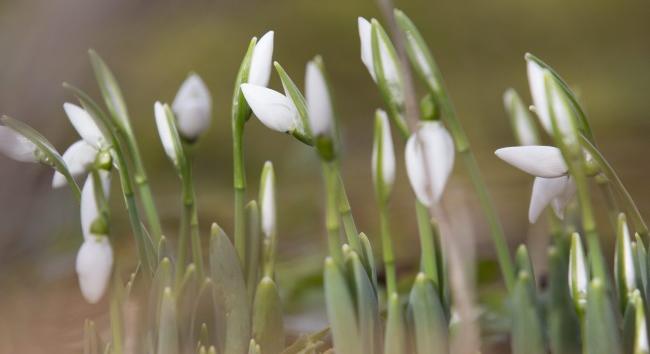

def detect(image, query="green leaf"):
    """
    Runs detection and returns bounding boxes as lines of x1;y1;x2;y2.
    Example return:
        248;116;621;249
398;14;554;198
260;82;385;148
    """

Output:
616;213;637;313
273;62;312;143
252;277;285;354
88;49;132;134
624;301;636;354
634;234;648;304
323;257;361;354
547;246;581;354
191;279;218;349
384;292;406;354
232;37;257;126
358;232;378;293
503;88;541;145
245;200;262;304
407;273;448;354
158;287;180;354
209;222;251;354
150;258;173;333
633;290;650;354
176;264;199;351
281;328;328;354
350;251;380;354
584;278;622;354
1;115;81;199
510;271;545;354
248;339;261;354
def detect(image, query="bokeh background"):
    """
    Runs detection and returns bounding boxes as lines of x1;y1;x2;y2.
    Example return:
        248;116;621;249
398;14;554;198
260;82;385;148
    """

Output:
1;0;649;352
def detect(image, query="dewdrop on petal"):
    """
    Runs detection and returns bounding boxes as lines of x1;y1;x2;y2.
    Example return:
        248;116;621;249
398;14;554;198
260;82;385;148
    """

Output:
76;235;113;304
248;31;274;87
305;59;333;137
172;73;212;141
372;109;395;197
404;121;455;206
259;161;276;238
240;83;299;133
0;126;39;163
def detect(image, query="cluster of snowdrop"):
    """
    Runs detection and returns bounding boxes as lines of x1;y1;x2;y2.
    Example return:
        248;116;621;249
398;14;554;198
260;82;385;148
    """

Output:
0;6;649;354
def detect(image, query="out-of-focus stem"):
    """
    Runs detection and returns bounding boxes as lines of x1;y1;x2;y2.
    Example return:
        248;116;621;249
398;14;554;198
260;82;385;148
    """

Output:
415;201;438;284
180;160;203;279
233;120;247;266
379;200;397;295
323;161;343;264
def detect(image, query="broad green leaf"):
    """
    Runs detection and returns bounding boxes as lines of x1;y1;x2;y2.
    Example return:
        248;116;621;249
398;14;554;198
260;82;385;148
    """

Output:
585;278;622;354
246;200;262;304
252;277;285;354
350;251;380;354
158;287;179;354
209;223;251;354
1;115;81;199
384;292;406;354
88;49;132;134
407;273;447;354
511;271;545;354
324;257;361;354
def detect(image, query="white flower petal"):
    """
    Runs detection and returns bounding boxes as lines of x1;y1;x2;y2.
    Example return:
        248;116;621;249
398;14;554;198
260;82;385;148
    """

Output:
548;80;577;142
260;162;276;238
76;236;113;303
305;61;333;137
80;172;111;241
172;74;212;140
529;176;568;223
405;121;455;206
63;103;105;149
240;83;298;133
371;110;395;190
52;140;97;188
527;59;551;133
357;17;375;81
155;102;178;163
495;145;567;178
248;31;274;87
551;177;576;219
0;126;38;163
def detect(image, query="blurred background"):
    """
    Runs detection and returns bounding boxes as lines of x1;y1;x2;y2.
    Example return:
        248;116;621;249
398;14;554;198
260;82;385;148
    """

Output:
1;0;649;352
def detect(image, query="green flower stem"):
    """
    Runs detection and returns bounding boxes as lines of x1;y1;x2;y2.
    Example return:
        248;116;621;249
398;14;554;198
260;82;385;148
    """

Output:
415;201;438;285
109;270;124;354
334;167;363;258
379;199;397;296
176;157;204;279
579;135;649;238
323;161;343;264
233;120;247;266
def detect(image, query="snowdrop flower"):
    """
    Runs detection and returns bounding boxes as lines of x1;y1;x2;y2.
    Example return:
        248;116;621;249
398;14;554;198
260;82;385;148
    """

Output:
52;103;110;188
357;17;401;89
568;232;588;310
76;235;113;303
172;74;212;141
305;59;333;137
503;88;540;146
526;58;552;133
80;172;111;241
248;31;274;87
372;110;395;198
259;161;276;238
405;121;455;206
240;83;301;134
155;101;180;165
0;126;39;162
495;145;576;223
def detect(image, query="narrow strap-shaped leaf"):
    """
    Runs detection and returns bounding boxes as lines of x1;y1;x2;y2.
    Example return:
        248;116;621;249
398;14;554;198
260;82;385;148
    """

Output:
351;251;380;354
88;49;132;134
252;277;285;354
273;62;312;141
280;328;328;354
547;246;581;354
407;273;448;354
623;301;636;354
245;201;262;304
209;223;251;354
511;271;545;354
324;257;361;354
232;37;257;125
157;287;180;354
634;234;648;304
585;278;623;354
359;232;379;294
191;279;218;350
384;292;406;354
176;264;198;351
149;258;173;334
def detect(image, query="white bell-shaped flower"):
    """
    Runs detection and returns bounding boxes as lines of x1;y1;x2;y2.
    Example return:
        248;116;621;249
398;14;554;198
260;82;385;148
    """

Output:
371;110;395;194
80;172;111;241
52;103;110;188
154;101;179;164
305;60;333;137
495;145;576;222
76;235;113;304
240;83;300;133
259;161;276;238
172;74;212;140
0;126;38;162
405;121;455;206
248;31;274;87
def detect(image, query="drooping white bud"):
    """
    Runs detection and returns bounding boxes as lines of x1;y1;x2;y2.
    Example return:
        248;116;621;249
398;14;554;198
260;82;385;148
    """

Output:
80;172;110;241
371;110;395;197
248;31;274;87
259;161;276;238
569;232;588;310
172;74;212;140
154;101;178;164
503;89;540;146
240;83;299;133
76;236;113;303
305;60;333;137
404;121;455;206
52;140;98;188
526;58;551;133
0;126;38;163
63;103;106;149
